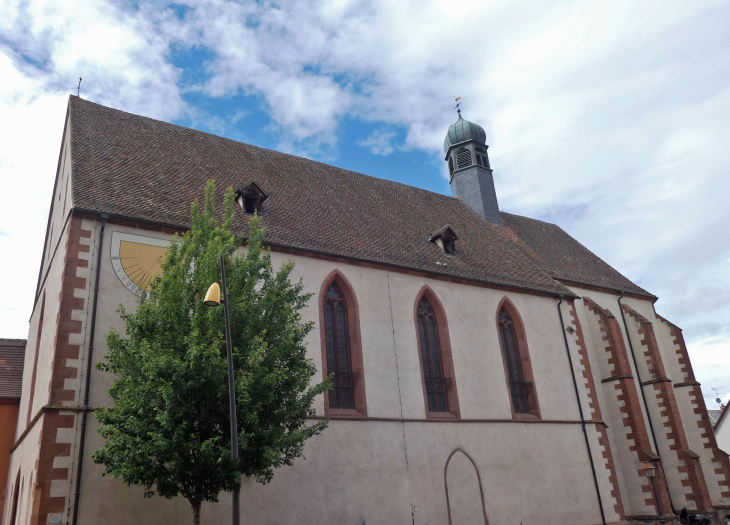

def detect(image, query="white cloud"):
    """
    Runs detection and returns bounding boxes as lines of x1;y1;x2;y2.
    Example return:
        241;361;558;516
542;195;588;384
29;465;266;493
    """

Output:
358;129;397;156
0;0;185;339
0;0;183;119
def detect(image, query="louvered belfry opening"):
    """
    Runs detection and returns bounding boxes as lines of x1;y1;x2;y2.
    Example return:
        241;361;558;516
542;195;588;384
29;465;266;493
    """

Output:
323;283;355;409
455;147;472;170
498;308;531;413
417;297;450;412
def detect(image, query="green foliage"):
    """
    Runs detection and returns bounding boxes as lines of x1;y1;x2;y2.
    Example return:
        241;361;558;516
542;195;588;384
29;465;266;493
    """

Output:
92;181;330;515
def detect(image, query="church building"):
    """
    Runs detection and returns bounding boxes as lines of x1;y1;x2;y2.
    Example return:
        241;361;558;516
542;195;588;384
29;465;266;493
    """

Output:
3;96;729;525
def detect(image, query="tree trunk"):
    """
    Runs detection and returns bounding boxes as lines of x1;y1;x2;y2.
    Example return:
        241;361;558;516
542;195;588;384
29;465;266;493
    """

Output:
192;501;201;525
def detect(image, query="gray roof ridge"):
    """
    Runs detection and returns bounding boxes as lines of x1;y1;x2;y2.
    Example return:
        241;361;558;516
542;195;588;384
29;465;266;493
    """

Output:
500;211;557;227
0;338;27;345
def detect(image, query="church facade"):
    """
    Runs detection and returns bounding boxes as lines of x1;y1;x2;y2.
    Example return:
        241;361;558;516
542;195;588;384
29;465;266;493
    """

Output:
3;96;729;525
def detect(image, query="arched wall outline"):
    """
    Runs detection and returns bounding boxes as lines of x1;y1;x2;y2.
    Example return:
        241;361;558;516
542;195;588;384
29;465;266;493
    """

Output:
318;269;367;417
495;296;541;419
413;285;461;419
444;448;489;525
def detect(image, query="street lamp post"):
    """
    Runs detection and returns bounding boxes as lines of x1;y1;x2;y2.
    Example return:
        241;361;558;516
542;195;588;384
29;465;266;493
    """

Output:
204;256;240;525
642;461;666;525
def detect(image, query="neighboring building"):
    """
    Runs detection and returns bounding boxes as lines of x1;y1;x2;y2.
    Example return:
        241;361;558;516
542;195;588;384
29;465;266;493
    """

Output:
0;339;25;521
715;409;730;458
709;410;724;428
3;96;730;525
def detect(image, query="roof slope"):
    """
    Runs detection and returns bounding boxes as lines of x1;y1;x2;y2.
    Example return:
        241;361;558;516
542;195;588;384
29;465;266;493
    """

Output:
501;213;653;298
0;338;26;398
68;96;650;298
708;409;723;427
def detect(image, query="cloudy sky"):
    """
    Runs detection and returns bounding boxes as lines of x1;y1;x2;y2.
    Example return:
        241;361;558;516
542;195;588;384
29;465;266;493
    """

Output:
1;0;728;407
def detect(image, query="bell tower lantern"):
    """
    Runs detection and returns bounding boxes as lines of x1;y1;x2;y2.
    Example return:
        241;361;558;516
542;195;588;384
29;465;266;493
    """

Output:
444;106;501;225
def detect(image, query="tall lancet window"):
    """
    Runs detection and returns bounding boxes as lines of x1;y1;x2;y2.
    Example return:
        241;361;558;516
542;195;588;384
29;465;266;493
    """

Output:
417;297;449;412
323;283;354;409
498;307;531;413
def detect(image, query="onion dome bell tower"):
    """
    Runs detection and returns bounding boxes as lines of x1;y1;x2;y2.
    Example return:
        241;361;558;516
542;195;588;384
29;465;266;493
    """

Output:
444;107;501;225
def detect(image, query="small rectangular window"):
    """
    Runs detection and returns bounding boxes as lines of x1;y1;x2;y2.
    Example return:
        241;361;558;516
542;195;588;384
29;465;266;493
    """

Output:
244;197;257;214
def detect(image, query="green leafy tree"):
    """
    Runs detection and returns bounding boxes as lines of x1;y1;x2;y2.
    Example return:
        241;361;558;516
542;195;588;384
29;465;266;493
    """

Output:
92;181;330;525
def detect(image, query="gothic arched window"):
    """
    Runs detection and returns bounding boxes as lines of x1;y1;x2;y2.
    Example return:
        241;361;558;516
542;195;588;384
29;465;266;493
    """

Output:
9;470;20;525
324;283;353;409
319;273;367;416
497;302;539;417
417;296;450;412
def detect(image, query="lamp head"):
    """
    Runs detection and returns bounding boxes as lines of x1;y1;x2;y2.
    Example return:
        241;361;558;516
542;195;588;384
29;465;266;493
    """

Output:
204;282;221;307
642;461;657;479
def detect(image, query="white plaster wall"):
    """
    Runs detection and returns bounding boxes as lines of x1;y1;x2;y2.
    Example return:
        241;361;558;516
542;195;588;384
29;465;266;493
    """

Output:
716;421;730;456
87;223;584;422
2;420;41;525
74;417;602;525
16;214;69;434
619;297;697;508
567;289;649;516
567;294;633;517
652;316;687;383
64;221;616;524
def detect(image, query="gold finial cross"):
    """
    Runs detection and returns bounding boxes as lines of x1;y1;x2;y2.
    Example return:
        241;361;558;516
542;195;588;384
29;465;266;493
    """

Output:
454;96;461;117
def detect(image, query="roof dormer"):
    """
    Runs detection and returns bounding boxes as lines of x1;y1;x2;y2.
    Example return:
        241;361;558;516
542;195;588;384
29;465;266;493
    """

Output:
428;225;458;255
236;181;268;214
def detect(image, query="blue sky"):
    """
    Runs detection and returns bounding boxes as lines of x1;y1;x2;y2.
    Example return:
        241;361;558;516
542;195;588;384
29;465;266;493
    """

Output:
1;0;729;407
166;31;453;194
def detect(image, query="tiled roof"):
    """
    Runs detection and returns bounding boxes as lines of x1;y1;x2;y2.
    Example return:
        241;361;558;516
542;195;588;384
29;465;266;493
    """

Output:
715;407;729;432
501;213;654;298
0;338;25;399
708;410;723;427
68;96;650;299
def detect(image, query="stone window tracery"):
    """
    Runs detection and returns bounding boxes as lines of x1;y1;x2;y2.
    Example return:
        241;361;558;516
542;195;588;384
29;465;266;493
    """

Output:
496;300;540;418
323;282;355;409
417;297;450;412
498;308;531;413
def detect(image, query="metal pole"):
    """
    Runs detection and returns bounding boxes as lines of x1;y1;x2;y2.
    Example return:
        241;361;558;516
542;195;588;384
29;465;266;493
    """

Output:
220;256;240;525
650;476;666;525
71;213;107;525
557;296;606;525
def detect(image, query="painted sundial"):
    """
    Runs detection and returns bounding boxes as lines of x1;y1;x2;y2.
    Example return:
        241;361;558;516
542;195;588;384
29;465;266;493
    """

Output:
110;231;170;295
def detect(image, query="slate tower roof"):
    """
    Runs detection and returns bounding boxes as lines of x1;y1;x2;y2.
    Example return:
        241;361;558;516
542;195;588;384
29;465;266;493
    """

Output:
443;114;487;154
66;96;653;299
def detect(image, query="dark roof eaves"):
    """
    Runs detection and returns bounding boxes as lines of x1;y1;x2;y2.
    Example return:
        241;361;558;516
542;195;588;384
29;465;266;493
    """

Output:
554;277;657;301
84;208;577;299
0;339;27;347
263;239;579;299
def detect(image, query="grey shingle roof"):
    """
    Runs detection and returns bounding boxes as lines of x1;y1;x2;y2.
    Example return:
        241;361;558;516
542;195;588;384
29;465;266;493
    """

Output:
708;410;723;427
0;339;25;399
68;96;651;299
